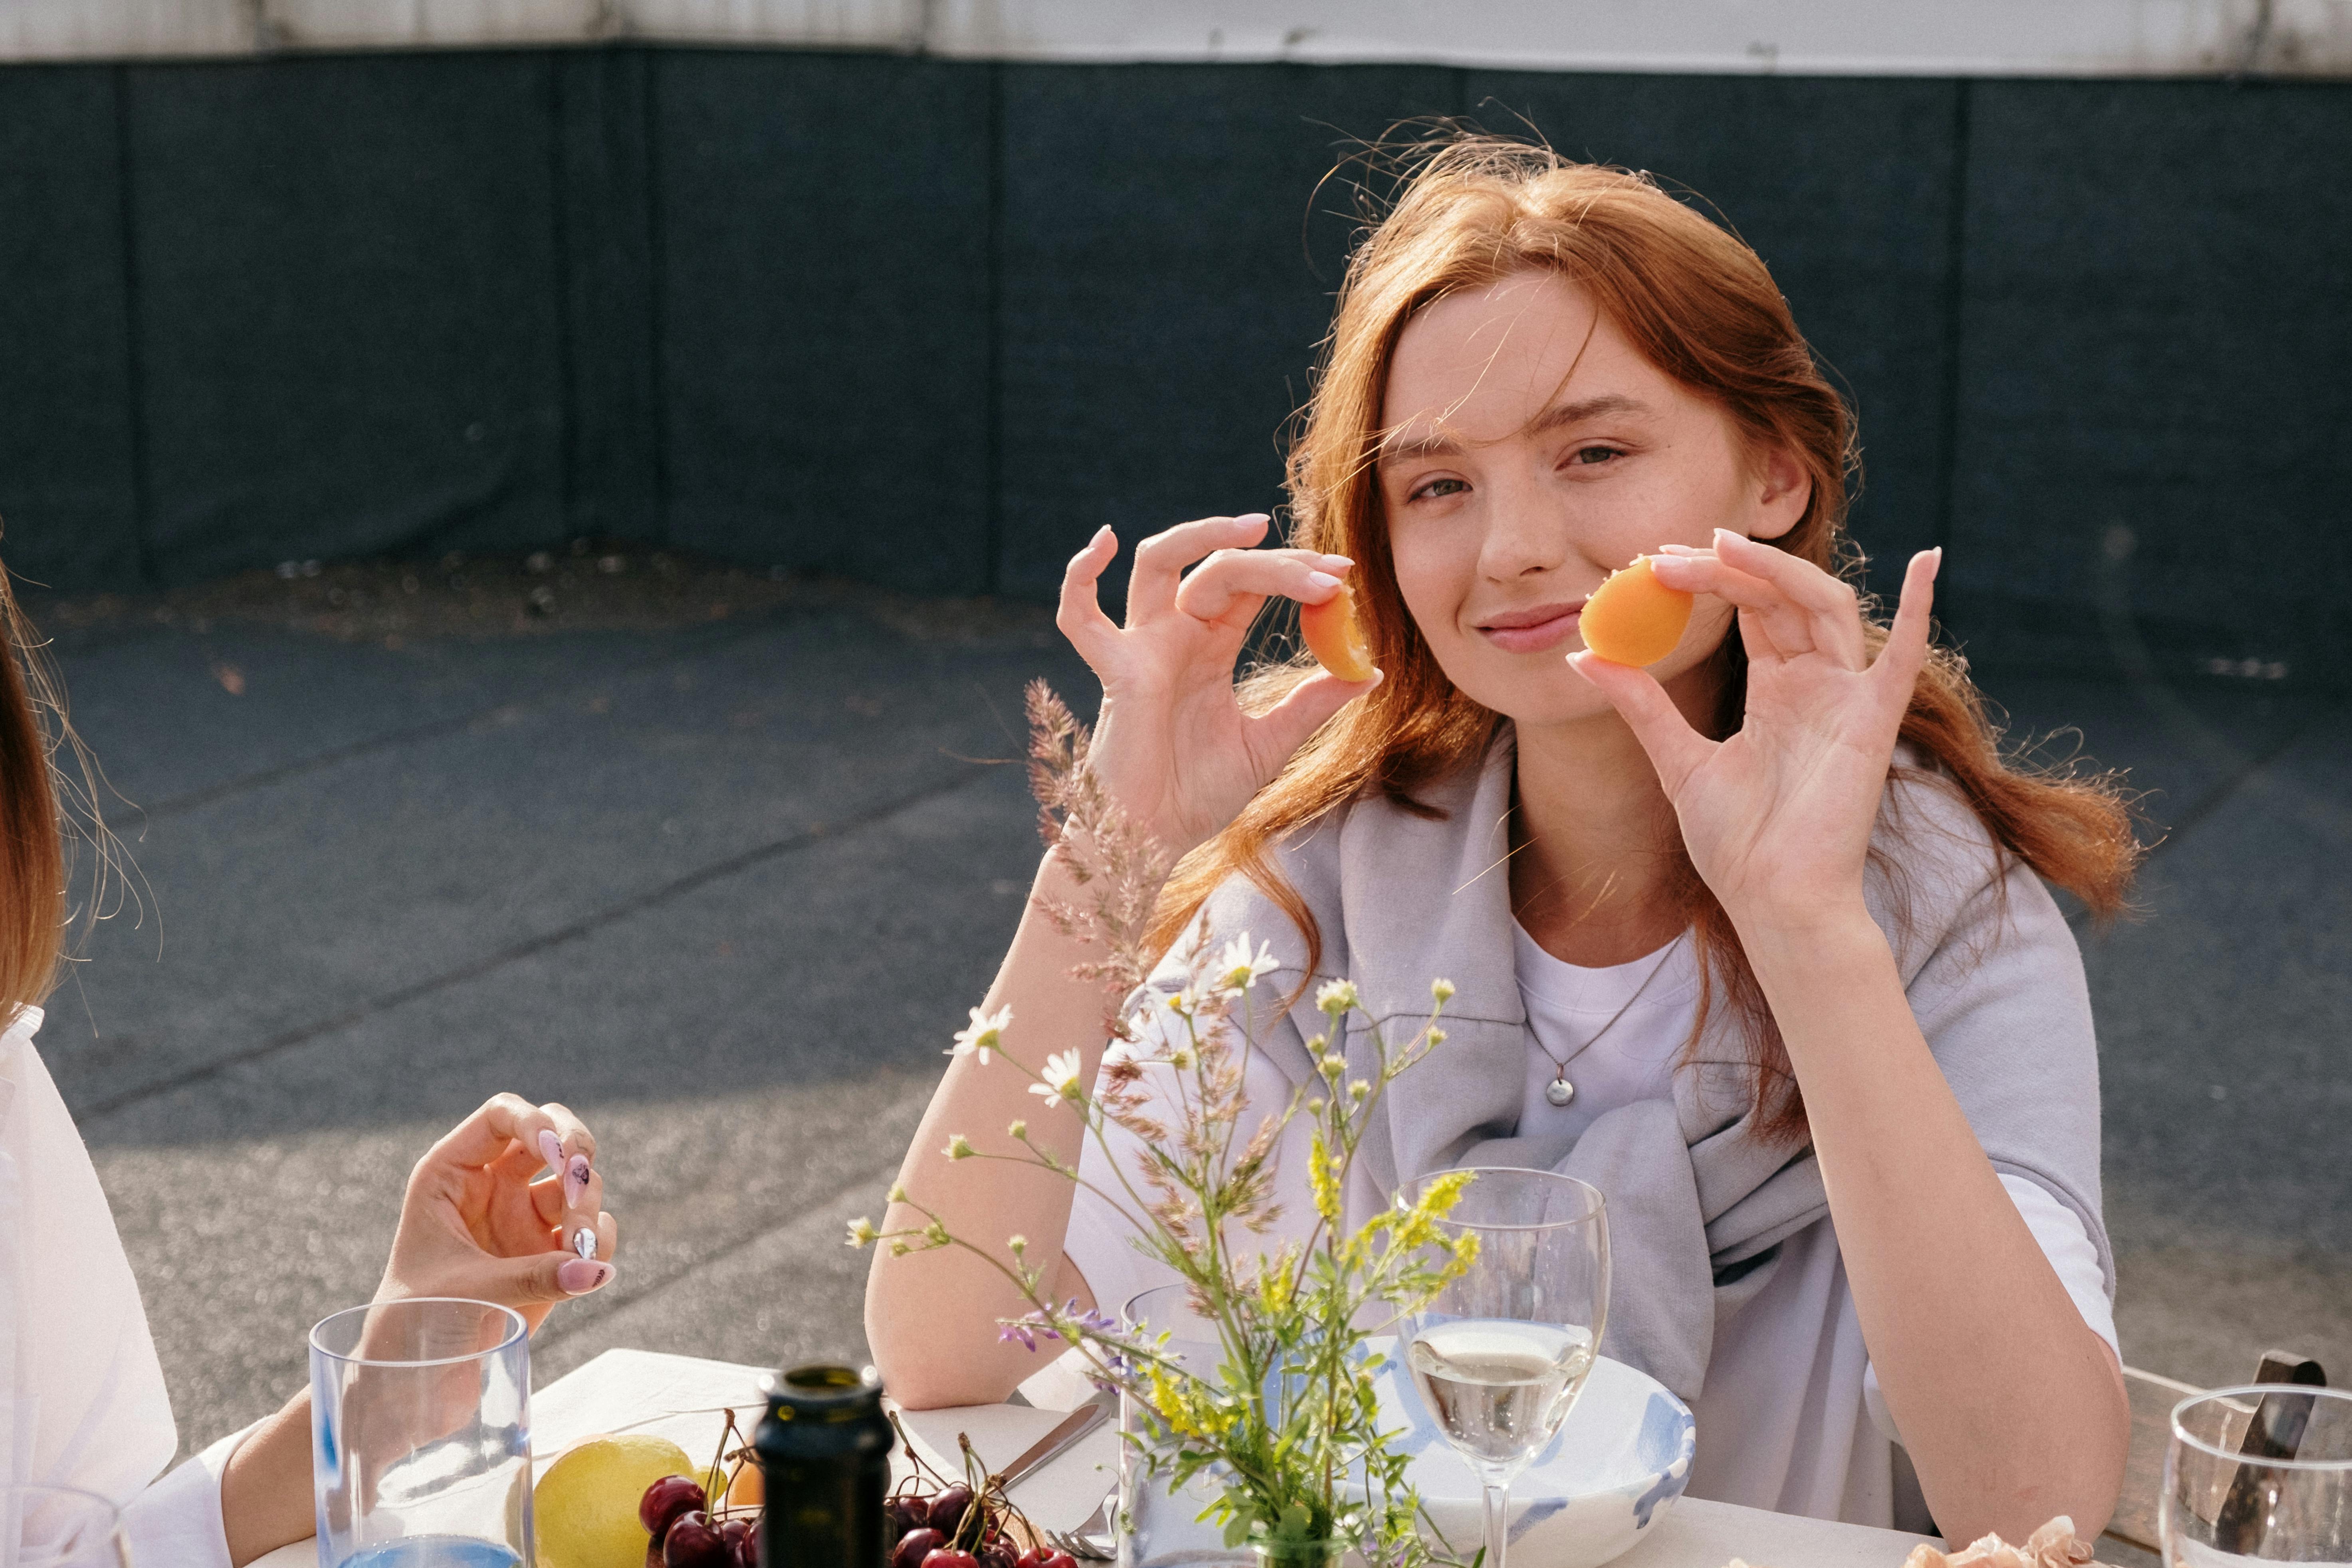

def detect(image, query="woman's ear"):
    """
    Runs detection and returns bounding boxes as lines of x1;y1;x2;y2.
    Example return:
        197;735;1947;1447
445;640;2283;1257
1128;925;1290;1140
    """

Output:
1747;446;1810;542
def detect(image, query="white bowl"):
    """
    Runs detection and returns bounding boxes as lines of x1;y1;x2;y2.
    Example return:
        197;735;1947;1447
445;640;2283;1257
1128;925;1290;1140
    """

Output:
1373;1347;1697;1568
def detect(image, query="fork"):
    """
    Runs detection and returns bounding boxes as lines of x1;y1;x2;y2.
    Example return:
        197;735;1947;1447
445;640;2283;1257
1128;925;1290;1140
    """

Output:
1043;1488;1117;1561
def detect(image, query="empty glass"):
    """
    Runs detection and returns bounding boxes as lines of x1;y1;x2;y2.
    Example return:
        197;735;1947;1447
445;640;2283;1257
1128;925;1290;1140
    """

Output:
0;1485;129;1568
1118;1283;1231;1568
2164;1383;2352;1565
309;1298;533;1568
1401;1169;1609;1568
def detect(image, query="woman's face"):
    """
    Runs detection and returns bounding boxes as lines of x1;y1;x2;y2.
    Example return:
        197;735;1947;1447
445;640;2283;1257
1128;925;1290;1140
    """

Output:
1379;270;1810;729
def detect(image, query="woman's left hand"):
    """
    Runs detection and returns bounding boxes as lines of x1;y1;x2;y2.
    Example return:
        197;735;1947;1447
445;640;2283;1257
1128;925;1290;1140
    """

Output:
1571;530;1940;930
375;1092;618;1332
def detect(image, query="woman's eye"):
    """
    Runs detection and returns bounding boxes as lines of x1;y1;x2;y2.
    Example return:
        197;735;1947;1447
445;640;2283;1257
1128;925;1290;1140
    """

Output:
1569;445;1623;466
1409;477;1468;501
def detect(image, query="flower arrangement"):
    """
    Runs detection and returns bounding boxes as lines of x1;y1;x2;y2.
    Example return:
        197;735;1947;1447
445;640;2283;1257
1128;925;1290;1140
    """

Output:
851;684;1478;1564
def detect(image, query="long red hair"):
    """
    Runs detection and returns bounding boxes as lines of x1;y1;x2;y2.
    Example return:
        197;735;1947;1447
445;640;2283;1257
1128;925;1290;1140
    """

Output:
1148;136;2140;1142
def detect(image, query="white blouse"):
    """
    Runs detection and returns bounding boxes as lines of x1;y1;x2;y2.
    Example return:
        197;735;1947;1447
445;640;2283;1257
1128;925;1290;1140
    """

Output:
1063;926;2118;1534
0;1007;236;1566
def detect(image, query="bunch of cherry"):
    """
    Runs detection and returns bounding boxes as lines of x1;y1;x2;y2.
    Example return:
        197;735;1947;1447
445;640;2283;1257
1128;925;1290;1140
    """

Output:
640;1410;760;1568
884;1420;1080;1568
639;1472;754;1568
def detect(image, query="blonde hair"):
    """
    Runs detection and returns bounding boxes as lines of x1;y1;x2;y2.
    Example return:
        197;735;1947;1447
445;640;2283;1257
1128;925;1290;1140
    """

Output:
1150;136;2140;1142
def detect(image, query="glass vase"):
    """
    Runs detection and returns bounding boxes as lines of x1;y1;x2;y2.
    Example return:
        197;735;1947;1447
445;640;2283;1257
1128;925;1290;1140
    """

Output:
1118;1285;1240;1568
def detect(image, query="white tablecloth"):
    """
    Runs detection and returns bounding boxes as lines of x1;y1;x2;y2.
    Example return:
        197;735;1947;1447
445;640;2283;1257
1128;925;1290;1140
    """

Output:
258;1348;1938;1568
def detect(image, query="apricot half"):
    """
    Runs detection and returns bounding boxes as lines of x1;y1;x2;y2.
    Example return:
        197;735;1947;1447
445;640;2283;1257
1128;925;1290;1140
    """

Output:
1299;579;1376;682
1579;557;1694;666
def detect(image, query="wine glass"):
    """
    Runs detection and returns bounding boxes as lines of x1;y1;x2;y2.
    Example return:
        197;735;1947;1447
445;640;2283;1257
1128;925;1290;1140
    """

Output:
1401;1169;1609;1568
0;1486;130;1567
2164;1383;2352;1565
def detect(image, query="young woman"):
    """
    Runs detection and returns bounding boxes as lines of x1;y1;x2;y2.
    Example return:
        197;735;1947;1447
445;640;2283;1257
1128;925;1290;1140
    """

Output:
867;138;2137;1543
0;575;620;1565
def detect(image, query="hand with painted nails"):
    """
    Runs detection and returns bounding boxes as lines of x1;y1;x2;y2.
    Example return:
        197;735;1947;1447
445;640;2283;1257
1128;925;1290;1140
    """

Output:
375;1092;618;1331
1569;531;1945;932
1056;514;1382;856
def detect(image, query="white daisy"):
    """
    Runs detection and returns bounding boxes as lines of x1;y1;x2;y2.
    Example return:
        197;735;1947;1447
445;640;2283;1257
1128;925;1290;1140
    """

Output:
949;1003;1013;1065
1215;932;1280;993
1028;1048;1084;1107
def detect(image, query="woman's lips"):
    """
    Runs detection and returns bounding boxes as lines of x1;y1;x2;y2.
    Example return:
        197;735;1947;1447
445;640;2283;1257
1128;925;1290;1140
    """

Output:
1478;604;1584;654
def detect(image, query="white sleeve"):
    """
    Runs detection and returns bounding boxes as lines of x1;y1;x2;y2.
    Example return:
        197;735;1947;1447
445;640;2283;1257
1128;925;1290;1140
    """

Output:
1064;1109;1183;1328
1063;1017;1310;1328
119;1423;246;1568
1997;1174;2118;1354
1863;1175;2118;1447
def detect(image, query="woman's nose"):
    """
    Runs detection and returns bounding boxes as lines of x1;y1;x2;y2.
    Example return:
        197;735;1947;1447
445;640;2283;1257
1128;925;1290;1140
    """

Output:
1476;471;1567;581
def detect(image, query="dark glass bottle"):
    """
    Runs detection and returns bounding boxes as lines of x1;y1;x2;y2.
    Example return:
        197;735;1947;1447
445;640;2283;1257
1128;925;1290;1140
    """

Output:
754;1363;892;1568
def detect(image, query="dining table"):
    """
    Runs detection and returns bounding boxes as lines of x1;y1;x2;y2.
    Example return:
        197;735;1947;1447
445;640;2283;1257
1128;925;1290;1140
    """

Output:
254;1348;1944;1568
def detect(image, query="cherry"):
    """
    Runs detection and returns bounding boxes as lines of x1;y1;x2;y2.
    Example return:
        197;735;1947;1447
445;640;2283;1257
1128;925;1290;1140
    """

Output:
921;1552;981;1568
927;1485;975;1534
638;1475;709;1543
891;1528;948;1568
718;1518;756;1568
662;1511;728;1568
886;1494;931;1538
1044;1553;1080;1568
976;1544;1016;1568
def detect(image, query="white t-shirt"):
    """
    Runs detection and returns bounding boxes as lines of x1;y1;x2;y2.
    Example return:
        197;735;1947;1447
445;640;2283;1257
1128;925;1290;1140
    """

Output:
1063;926;2118;1534
0;1006;236;1566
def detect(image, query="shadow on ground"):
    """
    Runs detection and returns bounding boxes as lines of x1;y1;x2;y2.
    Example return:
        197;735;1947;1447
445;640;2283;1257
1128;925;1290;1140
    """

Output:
28;550;2352;1451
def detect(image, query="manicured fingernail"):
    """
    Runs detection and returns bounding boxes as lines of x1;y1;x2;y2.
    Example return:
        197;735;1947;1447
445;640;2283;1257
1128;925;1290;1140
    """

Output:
1238;512;1270;523
1320;554;1354;569
557;1259;613;1295
537;1130;564;1175
1304;571;1342;593
1656;543;1706;556
565;1155;592;1207
573;1227;598;1261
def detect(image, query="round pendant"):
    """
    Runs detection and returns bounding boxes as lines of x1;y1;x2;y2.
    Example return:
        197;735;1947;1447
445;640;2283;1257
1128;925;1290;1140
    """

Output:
1545;1076;1576;1107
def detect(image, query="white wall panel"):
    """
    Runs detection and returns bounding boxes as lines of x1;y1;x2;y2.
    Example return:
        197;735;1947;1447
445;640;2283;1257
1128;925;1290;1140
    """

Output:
263;0;610;47
7;0;2350;74
915;0;2352;77
618;0;918;48
0;0;250;59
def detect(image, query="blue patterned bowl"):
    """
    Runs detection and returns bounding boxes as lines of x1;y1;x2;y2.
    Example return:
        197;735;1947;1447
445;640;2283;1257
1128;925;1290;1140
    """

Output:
1372;1346;1696;1568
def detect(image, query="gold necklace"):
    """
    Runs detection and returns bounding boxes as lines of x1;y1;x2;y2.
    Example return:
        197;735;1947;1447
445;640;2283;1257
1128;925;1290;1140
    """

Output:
1532;939;1680;1107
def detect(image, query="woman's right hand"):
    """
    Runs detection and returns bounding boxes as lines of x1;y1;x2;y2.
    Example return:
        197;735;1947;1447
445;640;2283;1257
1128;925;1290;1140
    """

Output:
1056;514;1380;855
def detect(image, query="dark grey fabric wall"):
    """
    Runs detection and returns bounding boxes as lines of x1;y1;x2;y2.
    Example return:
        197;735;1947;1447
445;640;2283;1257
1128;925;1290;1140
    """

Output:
0;51;2343;683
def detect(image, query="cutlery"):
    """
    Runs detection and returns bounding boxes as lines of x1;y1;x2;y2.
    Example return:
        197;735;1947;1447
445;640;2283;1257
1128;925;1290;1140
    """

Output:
1044;1487;1116;1561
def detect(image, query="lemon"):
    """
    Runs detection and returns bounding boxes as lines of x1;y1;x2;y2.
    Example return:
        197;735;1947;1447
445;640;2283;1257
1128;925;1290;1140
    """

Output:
534;1432;697;1568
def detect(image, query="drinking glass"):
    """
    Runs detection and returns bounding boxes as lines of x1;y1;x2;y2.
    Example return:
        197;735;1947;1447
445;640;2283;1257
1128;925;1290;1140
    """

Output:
0;1485;129;1567
2164;1384;2352;1565
309;1298;533;1568
1117;1284;1229;1568
1401;1169;1609;1568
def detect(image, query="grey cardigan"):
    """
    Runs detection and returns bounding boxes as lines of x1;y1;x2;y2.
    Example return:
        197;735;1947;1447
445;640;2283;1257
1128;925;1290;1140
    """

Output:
1133;727;2111;1404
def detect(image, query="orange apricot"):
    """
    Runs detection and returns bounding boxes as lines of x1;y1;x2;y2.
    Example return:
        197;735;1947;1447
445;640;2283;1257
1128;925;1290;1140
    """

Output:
1299;579;1376;682
1579;557;1694;666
